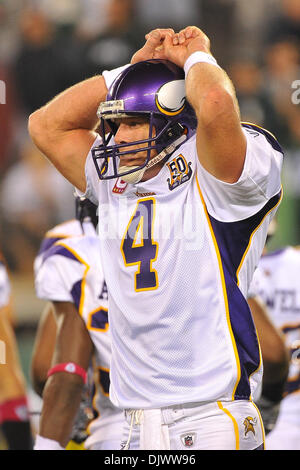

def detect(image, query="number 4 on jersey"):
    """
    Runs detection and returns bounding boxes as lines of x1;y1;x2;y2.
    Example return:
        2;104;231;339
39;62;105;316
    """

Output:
121;198;158;292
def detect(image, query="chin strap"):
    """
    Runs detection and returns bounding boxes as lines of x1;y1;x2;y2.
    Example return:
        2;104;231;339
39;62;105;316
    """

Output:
145;134;187;171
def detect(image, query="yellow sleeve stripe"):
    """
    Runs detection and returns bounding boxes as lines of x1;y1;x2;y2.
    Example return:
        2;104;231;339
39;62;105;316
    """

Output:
241;121;278;141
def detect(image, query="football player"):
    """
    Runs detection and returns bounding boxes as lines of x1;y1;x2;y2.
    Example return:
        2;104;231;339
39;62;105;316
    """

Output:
248;237;300;449
247;295;289;435
32;197;124;450
28;26;283;450
0;256;33;449
31;197;96;449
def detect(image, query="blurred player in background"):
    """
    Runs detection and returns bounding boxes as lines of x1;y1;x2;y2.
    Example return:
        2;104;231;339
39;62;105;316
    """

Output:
32;197;123;450
31;197;96;450
31;303;94;450
0;255;33;450
247;296;289;435
249;220;300;450
28;26;283;450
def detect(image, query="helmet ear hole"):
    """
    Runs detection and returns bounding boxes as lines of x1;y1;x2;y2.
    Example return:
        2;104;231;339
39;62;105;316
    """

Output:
156;122;185;152
166;123;185;140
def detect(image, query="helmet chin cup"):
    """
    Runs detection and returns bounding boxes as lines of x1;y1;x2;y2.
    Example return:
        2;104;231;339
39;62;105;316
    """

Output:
117;165;147;184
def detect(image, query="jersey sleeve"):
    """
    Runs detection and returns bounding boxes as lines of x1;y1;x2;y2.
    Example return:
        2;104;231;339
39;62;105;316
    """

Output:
34;246;86;304
196;126;283;222
247;268;261;298
248;263;272;301
102;64;130;90
0;263;11;309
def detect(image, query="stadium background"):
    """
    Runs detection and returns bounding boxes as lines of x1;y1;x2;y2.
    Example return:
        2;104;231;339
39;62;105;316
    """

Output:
0;0;299;443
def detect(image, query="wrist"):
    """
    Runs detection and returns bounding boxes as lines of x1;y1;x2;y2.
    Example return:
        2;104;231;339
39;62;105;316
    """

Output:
34;434;65;450
47;362;87;384
184;51;220;77
0;396;29;424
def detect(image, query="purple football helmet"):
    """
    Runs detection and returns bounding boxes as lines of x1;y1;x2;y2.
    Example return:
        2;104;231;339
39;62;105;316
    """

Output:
92;59;197;181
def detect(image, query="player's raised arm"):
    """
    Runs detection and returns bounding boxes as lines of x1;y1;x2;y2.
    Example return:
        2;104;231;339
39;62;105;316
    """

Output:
162;26;246;183
28;75;109;193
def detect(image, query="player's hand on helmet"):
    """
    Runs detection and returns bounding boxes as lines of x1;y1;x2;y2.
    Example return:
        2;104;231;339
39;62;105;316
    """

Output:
163;26;211;68
131;28;175;64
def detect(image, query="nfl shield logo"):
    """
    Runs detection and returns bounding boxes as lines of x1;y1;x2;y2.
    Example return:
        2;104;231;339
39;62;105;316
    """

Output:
181;432;196;447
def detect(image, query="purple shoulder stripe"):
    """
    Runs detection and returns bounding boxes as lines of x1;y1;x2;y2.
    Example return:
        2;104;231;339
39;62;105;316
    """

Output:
41;243;81;265
38;236;66;256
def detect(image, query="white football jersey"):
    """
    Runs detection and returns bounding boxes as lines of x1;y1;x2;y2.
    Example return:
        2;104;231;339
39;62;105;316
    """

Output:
34;227;123;448
80;123;283;409
0;261;10;309
249;246;300;424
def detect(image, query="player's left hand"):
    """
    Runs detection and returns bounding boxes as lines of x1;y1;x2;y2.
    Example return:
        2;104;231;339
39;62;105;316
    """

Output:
131;28;175;64
162;26;211;68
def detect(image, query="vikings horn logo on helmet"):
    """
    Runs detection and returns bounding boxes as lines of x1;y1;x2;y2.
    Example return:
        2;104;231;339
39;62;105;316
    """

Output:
155;80;186;116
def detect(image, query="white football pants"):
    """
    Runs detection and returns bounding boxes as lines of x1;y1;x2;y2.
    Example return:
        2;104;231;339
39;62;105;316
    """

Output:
121;400;265;450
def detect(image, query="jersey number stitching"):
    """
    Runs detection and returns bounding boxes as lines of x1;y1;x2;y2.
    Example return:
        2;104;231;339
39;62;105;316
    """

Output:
121;198;158;292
